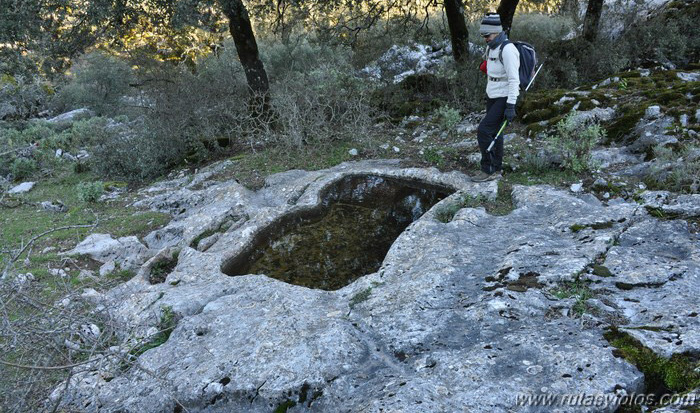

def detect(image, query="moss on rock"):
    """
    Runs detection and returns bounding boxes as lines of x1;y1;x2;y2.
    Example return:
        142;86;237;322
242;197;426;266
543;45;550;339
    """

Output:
604;328;700;395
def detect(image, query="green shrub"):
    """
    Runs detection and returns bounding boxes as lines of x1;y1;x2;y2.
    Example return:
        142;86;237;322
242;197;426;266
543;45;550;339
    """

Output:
0;75;53;120
10;157;38;180
76;181;104;203
62;117;111;148
260;36;351;78
645;145;700;193
435;104;461;130
545;111;606;173
53;52;134;115
267;64;374;148
90;129;187;181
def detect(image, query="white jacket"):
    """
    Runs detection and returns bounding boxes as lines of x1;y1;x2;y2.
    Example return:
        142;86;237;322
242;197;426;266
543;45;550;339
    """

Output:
485;42;520;104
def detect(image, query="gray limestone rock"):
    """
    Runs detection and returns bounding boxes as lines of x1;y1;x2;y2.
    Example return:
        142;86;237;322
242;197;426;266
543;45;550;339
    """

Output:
591;147;643;169
41;200;67;213
628;115;677;153
53;160;700;413
586;217;700;358
65;233;152;271
8;181;35;194
47;108;94;124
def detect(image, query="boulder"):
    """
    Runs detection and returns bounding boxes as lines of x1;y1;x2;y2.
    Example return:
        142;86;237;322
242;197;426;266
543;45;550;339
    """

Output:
628;115;677;153
8;182;35;194
65;233;152;271
47;108;94;125
54;162;670;412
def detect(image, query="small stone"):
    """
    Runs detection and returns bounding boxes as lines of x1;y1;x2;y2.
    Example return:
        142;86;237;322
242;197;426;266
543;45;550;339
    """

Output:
348;148;358;156
639;69;650;77
393;146;400;153
55;149;63;158
679;114;688;127
41;200;67;213
379;144;390;150
79;269;95;279
8;182;35;194
676;72;700;82
60;298;71;307
570;183;583;193
42;246;56;254
64;339;81;351
591;99;600;106
14;273;34;288
695;109;700;124
49;268;68;278
99;260;116;276
592;178;608;189
645;105;661;119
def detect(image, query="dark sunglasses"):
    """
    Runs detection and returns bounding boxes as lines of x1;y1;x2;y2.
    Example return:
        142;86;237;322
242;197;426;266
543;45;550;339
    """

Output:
482;34;492;38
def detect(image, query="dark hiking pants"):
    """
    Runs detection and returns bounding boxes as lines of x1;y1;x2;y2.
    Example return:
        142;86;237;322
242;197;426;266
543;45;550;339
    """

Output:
477;97;507;174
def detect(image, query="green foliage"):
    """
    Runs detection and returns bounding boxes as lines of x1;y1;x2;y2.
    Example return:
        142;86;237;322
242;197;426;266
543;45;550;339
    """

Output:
260;36;351;78
435;104;461;130
89;125;187;182
422;148;445;166
9;157;38;180
644;145;700;193
61;117;112;147
371;63;486;122
605;328;700;394
545;112;606;173
551;280;593;316
0;75;53;120
434;183;513;223
131;306;177;358
434;193;489;223
53;52;134;115
149;252;179;284
76;181;104;203
617;78;628;90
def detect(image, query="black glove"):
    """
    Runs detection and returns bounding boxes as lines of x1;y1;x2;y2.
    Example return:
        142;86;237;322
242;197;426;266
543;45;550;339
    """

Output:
505;103;516;122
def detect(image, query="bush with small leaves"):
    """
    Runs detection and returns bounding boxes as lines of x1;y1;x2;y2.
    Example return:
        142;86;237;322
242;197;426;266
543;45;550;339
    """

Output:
545;112;606;173
645;145;700;193
435;105;461;130
9;157;38;181
52;52;134;115
76;181;104;203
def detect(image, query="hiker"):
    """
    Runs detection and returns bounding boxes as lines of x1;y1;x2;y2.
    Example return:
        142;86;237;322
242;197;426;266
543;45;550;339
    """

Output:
473;13;520;182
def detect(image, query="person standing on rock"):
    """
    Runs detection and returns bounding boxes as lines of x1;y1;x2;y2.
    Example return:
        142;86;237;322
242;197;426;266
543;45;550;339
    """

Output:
472;13;520;182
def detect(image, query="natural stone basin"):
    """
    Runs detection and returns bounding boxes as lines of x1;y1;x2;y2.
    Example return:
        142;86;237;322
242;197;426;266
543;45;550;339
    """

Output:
221;175;453;290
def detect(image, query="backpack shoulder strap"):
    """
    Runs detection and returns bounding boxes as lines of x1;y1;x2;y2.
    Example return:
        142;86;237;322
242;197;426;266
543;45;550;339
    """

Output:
498;40;511;65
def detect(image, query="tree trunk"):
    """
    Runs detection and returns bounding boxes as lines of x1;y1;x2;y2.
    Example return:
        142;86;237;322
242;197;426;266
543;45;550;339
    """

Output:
219;0;269;95
583;0;604;42
497;0;520;36
443;0;469;63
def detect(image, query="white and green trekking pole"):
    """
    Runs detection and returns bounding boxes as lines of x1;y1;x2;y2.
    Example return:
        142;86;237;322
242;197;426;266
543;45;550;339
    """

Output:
486;62;545;153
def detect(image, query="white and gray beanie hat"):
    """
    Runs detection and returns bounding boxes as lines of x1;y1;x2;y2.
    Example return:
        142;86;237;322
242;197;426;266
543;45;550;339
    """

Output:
480;13;503;35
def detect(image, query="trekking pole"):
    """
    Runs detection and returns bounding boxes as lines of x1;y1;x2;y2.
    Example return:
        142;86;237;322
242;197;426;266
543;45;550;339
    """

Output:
486;62;545;153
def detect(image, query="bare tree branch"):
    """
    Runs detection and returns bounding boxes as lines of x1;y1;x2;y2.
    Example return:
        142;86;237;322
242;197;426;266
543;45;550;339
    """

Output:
0;357;101;371
1;220;98;279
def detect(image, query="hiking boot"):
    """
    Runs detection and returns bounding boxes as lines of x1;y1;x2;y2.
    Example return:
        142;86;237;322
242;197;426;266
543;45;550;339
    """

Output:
471;170;502;182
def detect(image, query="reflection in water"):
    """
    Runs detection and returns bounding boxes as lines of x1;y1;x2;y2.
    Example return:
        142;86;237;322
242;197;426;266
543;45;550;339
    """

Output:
222;175;452;290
